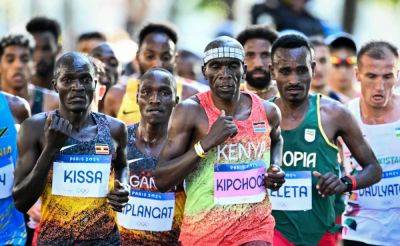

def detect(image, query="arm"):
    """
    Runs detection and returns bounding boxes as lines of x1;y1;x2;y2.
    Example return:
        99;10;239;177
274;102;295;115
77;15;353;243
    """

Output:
13;113;72;212
7;94;31;123
315;102;381;196
181;83;199;100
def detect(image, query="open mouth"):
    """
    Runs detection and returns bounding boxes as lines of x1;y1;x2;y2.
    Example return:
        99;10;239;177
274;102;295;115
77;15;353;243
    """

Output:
146;108;164;113
372;95;384;102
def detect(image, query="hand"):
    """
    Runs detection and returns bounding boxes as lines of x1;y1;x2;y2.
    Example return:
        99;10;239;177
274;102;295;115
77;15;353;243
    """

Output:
265;164;285;191
44;112;72;151
313;171;347;197
107;180;129;212
201;110;238;151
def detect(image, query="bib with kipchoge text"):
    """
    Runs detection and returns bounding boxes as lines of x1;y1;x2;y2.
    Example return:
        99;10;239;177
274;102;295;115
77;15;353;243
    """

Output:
52;154;111;197
269;171;312;211
118;190;175;231
214;160;266;205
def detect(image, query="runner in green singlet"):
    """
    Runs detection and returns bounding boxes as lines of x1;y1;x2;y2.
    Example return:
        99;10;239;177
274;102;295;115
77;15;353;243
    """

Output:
269;34;382;246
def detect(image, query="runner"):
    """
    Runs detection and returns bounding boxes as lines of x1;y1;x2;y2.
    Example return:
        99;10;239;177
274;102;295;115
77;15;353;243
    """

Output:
26;16;62;90
104;22;206;124
309;36;340;101
0;34;58;115
117;68;185;245
326;33;359;103
76;31;106;54
0;91;30;245
12;52;129;245
90;43;119;89
342;41;400;246
269;34;382;246
154;36;285;246
237;25;279;100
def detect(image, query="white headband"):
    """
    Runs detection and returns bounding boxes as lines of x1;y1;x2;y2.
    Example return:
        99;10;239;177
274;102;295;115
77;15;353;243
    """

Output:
203;46;245;63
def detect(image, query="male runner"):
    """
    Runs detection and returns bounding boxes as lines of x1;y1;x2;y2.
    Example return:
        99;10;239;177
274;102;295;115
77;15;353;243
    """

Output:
12;52;129;245
26;16;62;90
309;36;340;101
154;36;285;246
76;31;106;54
0;91;30;245
342;41;400;246
0;34;58;115
326;33;359;103
104;22;206;124
237;25;279;100
269;34;382;246
117;68;185;245
90;43;119;89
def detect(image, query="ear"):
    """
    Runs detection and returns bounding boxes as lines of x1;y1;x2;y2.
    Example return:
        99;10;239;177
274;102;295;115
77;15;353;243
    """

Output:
52;79;58;93
242;63;247;80
175;96;180;104
269;64;276;80
311;61;316;77
201;65;206;77
355;66;361;82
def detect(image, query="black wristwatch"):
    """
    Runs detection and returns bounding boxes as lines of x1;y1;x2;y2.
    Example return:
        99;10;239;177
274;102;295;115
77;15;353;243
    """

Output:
340;176;353;193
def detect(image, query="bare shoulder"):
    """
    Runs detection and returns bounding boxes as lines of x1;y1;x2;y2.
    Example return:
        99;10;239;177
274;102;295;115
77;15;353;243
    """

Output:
104;114;127;140
3;92;31;123
108;83;127;98
319;95;352;121
19;112;48;141
261;99;281;128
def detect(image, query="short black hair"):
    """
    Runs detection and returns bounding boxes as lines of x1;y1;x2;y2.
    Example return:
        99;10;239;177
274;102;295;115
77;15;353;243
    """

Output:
26;16;61;43
271;34;312;62
236;25;278;46
357;41;398;65
140;67;177;93
138;23;178;47
327;33;357;53
309;36;326;48
0;34;31;58
178;49;201;60
77;32;106;43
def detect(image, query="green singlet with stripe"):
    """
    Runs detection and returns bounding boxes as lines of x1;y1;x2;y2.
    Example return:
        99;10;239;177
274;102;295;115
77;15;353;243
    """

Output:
272;94;340;245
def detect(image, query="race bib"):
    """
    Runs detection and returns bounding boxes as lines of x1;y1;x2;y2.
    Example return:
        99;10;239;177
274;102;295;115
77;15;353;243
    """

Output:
353;168;400;209
52;154;111;197
0;155;14;199
214;160;266;205
117;190;175;231
269;171;312;211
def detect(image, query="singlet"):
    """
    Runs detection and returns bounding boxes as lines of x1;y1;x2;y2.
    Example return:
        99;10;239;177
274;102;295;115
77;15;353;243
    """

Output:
0;92;26;245
342;98;400;245
272;94;340;245
179;91;274;246
117;77;184;125
31;87;44;115
38;111;119;245
117;124;185;246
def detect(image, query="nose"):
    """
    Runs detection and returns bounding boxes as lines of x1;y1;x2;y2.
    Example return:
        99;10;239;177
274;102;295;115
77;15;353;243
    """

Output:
150;58;163;69
71;79;85;91
374;78;385;92
254;54;263;68
218;65;233;80
149;91;161;104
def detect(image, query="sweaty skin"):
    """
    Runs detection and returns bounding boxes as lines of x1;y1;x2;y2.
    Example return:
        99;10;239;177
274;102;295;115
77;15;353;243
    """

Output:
270;46;382;196
104;32;199;117
2;92;31;123
12;52;128;213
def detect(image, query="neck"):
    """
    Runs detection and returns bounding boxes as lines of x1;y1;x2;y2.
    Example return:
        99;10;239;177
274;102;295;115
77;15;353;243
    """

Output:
58;107;91;130
32;74;53;90
138;120;167;145
311;84;328;95
360;96;397;123
1;82;29;99
279;95;310;118
246;81;272;92
211;90;241;116
332;83;355;98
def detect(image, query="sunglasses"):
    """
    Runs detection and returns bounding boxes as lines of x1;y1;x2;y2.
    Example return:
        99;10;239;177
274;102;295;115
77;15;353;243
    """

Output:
330;56;357;67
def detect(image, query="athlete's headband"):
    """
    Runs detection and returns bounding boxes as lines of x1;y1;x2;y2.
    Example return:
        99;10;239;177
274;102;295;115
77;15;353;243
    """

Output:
203;46;245;64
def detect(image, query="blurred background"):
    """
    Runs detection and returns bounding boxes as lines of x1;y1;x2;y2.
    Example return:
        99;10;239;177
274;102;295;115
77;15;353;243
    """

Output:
1;0;399;64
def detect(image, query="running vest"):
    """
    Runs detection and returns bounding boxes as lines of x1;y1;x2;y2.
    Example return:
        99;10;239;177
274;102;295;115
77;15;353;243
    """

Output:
38;111;119;245
342;98;400;245
272;94;340;245
117;124;185;246
179;91;274;246
0;92;26;245
31;87;44;115
117;77;183;125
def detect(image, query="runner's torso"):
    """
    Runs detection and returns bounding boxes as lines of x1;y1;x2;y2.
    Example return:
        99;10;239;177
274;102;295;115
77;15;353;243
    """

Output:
117;124;185;246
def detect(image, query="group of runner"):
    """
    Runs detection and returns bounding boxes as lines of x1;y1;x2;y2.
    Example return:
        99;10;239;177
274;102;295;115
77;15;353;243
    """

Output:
0;16;399;246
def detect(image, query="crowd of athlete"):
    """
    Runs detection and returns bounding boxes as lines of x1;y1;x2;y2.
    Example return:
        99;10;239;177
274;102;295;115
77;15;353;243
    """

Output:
0;15;398;246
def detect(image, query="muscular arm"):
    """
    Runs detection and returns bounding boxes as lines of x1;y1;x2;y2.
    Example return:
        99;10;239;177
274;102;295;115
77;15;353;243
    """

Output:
264;101;283;166
12;115;54;212
181;83;199;100
108;116;127;180
104;85;125;117
6;93;31;123
154;101;202;192
335;105;382;189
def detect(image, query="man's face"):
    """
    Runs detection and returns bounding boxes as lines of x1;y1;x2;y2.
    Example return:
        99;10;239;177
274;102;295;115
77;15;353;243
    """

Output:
92;45;119;86
329;48;356;91
176;56;200;81
271;47;314;103
137;72;177;124
0;45;31;90
244;38;272;89
311;45;330;89
203;57;245;101
32;31;59;78
54;57;96;113
137;33;175;75
357;52;398;109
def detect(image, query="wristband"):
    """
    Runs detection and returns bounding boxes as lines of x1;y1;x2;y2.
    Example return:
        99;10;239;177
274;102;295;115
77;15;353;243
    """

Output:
348;175;357;191
194;142;206;158
340;175;357;192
